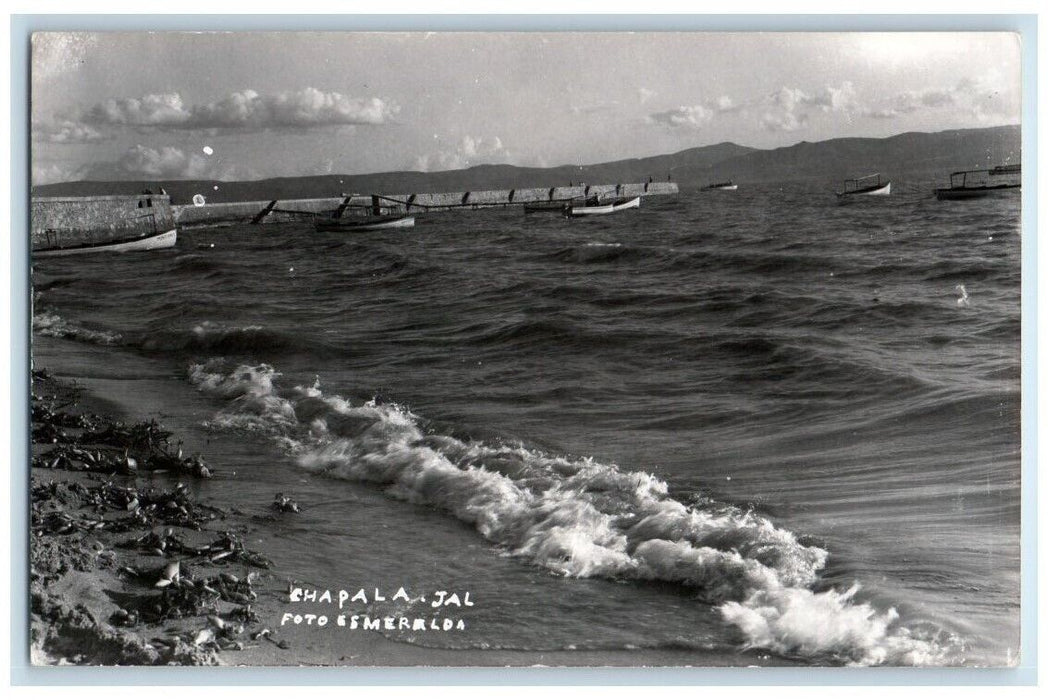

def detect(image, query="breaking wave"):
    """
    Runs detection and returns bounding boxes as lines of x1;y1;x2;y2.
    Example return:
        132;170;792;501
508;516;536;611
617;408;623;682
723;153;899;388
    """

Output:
32;312;122;346
187;358;958;666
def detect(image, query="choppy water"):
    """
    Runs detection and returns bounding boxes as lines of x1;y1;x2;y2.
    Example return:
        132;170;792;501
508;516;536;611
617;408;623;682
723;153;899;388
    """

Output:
31;180;1021;666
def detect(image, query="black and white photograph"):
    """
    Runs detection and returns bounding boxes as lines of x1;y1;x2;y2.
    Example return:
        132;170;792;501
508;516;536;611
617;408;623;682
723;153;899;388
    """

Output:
25;27;1024;669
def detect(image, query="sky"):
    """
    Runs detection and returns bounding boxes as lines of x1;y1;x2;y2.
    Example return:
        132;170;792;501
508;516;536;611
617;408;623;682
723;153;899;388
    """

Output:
29;31;1022;185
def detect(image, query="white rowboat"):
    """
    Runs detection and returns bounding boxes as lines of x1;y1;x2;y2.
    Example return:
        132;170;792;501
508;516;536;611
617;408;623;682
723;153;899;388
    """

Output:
315;215;415;232
567;196;641;217
836;174;891;199
34;228;178;257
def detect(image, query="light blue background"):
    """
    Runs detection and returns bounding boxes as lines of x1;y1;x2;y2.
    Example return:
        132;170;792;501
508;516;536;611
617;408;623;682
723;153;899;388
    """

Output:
9;13;1038;686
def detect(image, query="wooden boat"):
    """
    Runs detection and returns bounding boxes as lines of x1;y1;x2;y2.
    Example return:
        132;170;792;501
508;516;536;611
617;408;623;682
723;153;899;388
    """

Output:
836;173;891;199
34;228;177;257
935;164;1020;200
566;196;641;217
33;194;179;256
702;180;738;191
523;201;572;214
314;215;415;232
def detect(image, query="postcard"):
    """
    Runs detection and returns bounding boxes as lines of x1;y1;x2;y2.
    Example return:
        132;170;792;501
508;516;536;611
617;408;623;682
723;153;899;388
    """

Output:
27;28;1023;669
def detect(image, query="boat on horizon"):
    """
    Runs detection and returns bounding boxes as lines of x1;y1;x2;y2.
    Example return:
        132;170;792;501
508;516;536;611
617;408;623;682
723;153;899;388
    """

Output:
836;173;891;200
565;196;641;217
702;180;738;191
935;164;1021;200
314;214;416;232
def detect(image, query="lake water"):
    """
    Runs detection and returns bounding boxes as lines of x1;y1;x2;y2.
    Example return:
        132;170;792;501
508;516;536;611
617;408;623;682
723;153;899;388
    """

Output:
31;181;1021;666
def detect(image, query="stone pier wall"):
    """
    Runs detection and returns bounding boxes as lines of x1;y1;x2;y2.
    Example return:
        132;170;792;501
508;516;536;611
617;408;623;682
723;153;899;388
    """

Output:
31;194;176;251
171;182;678;229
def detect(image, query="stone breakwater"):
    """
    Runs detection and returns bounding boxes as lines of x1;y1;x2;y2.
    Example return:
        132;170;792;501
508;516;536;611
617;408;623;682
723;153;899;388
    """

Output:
172;182;679;229
29;183;678;237
32;194;176;251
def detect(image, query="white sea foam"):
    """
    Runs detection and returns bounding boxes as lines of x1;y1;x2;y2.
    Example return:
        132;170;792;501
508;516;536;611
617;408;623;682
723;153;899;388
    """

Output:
191;320;266;341
188;360;297;436
720;584;950;666
186;358;957;665
188;358;280;398
32;312;122;345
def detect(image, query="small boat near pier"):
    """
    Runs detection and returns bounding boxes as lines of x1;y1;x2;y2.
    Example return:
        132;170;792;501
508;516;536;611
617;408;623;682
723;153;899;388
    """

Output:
524;201;572;214
34;228;177;257
314;214;416;232
565;196;641;217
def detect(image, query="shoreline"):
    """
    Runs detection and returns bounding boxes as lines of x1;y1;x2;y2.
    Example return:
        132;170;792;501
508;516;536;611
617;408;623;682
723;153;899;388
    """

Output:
28;337;773;669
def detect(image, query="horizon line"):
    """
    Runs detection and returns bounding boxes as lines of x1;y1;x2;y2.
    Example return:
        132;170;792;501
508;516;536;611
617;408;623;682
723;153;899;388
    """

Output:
31;122;1020;188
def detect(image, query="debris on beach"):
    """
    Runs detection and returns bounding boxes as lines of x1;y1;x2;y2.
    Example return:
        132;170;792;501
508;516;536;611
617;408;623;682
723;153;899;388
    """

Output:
253;628;291;650
227;603;260;624
32;478;225;537
272;493;301;513
156;560;181;587
31;373;215;479
31;588;219;665
32;432;214;479
120;528;195;557
203;532;273;568
29;369;282;666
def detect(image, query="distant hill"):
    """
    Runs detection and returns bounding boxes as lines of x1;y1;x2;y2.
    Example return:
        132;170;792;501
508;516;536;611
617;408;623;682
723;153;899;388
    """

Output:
687;125;1022;186
32;126;1020;203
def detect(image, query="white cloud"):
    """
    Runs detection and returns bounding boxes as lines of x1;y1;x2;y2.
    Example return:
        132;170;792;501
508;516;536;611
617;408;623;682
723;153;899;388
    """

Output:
414;135;508;172
768;87;799;114
43;144;260;183
116;144;210;178
461;135;502;158
32;162;87;186
919;89;956;108
864;87;955;119
760;82;856;132
647;105;714;130
712;95;741;113
32;120;107;144
863;79;1016;122
191;88;398;128
812;82;858;112
760;110;807;133
646;95;741;130
78;88;399;130
770;82;856;113
638;88;657;105
88;93;193;126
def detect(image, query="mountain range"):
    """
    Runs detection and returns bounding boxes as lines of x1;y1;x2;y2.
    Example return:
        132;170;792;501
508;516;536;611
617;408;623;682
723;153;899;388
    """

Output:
32;125;1020;204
